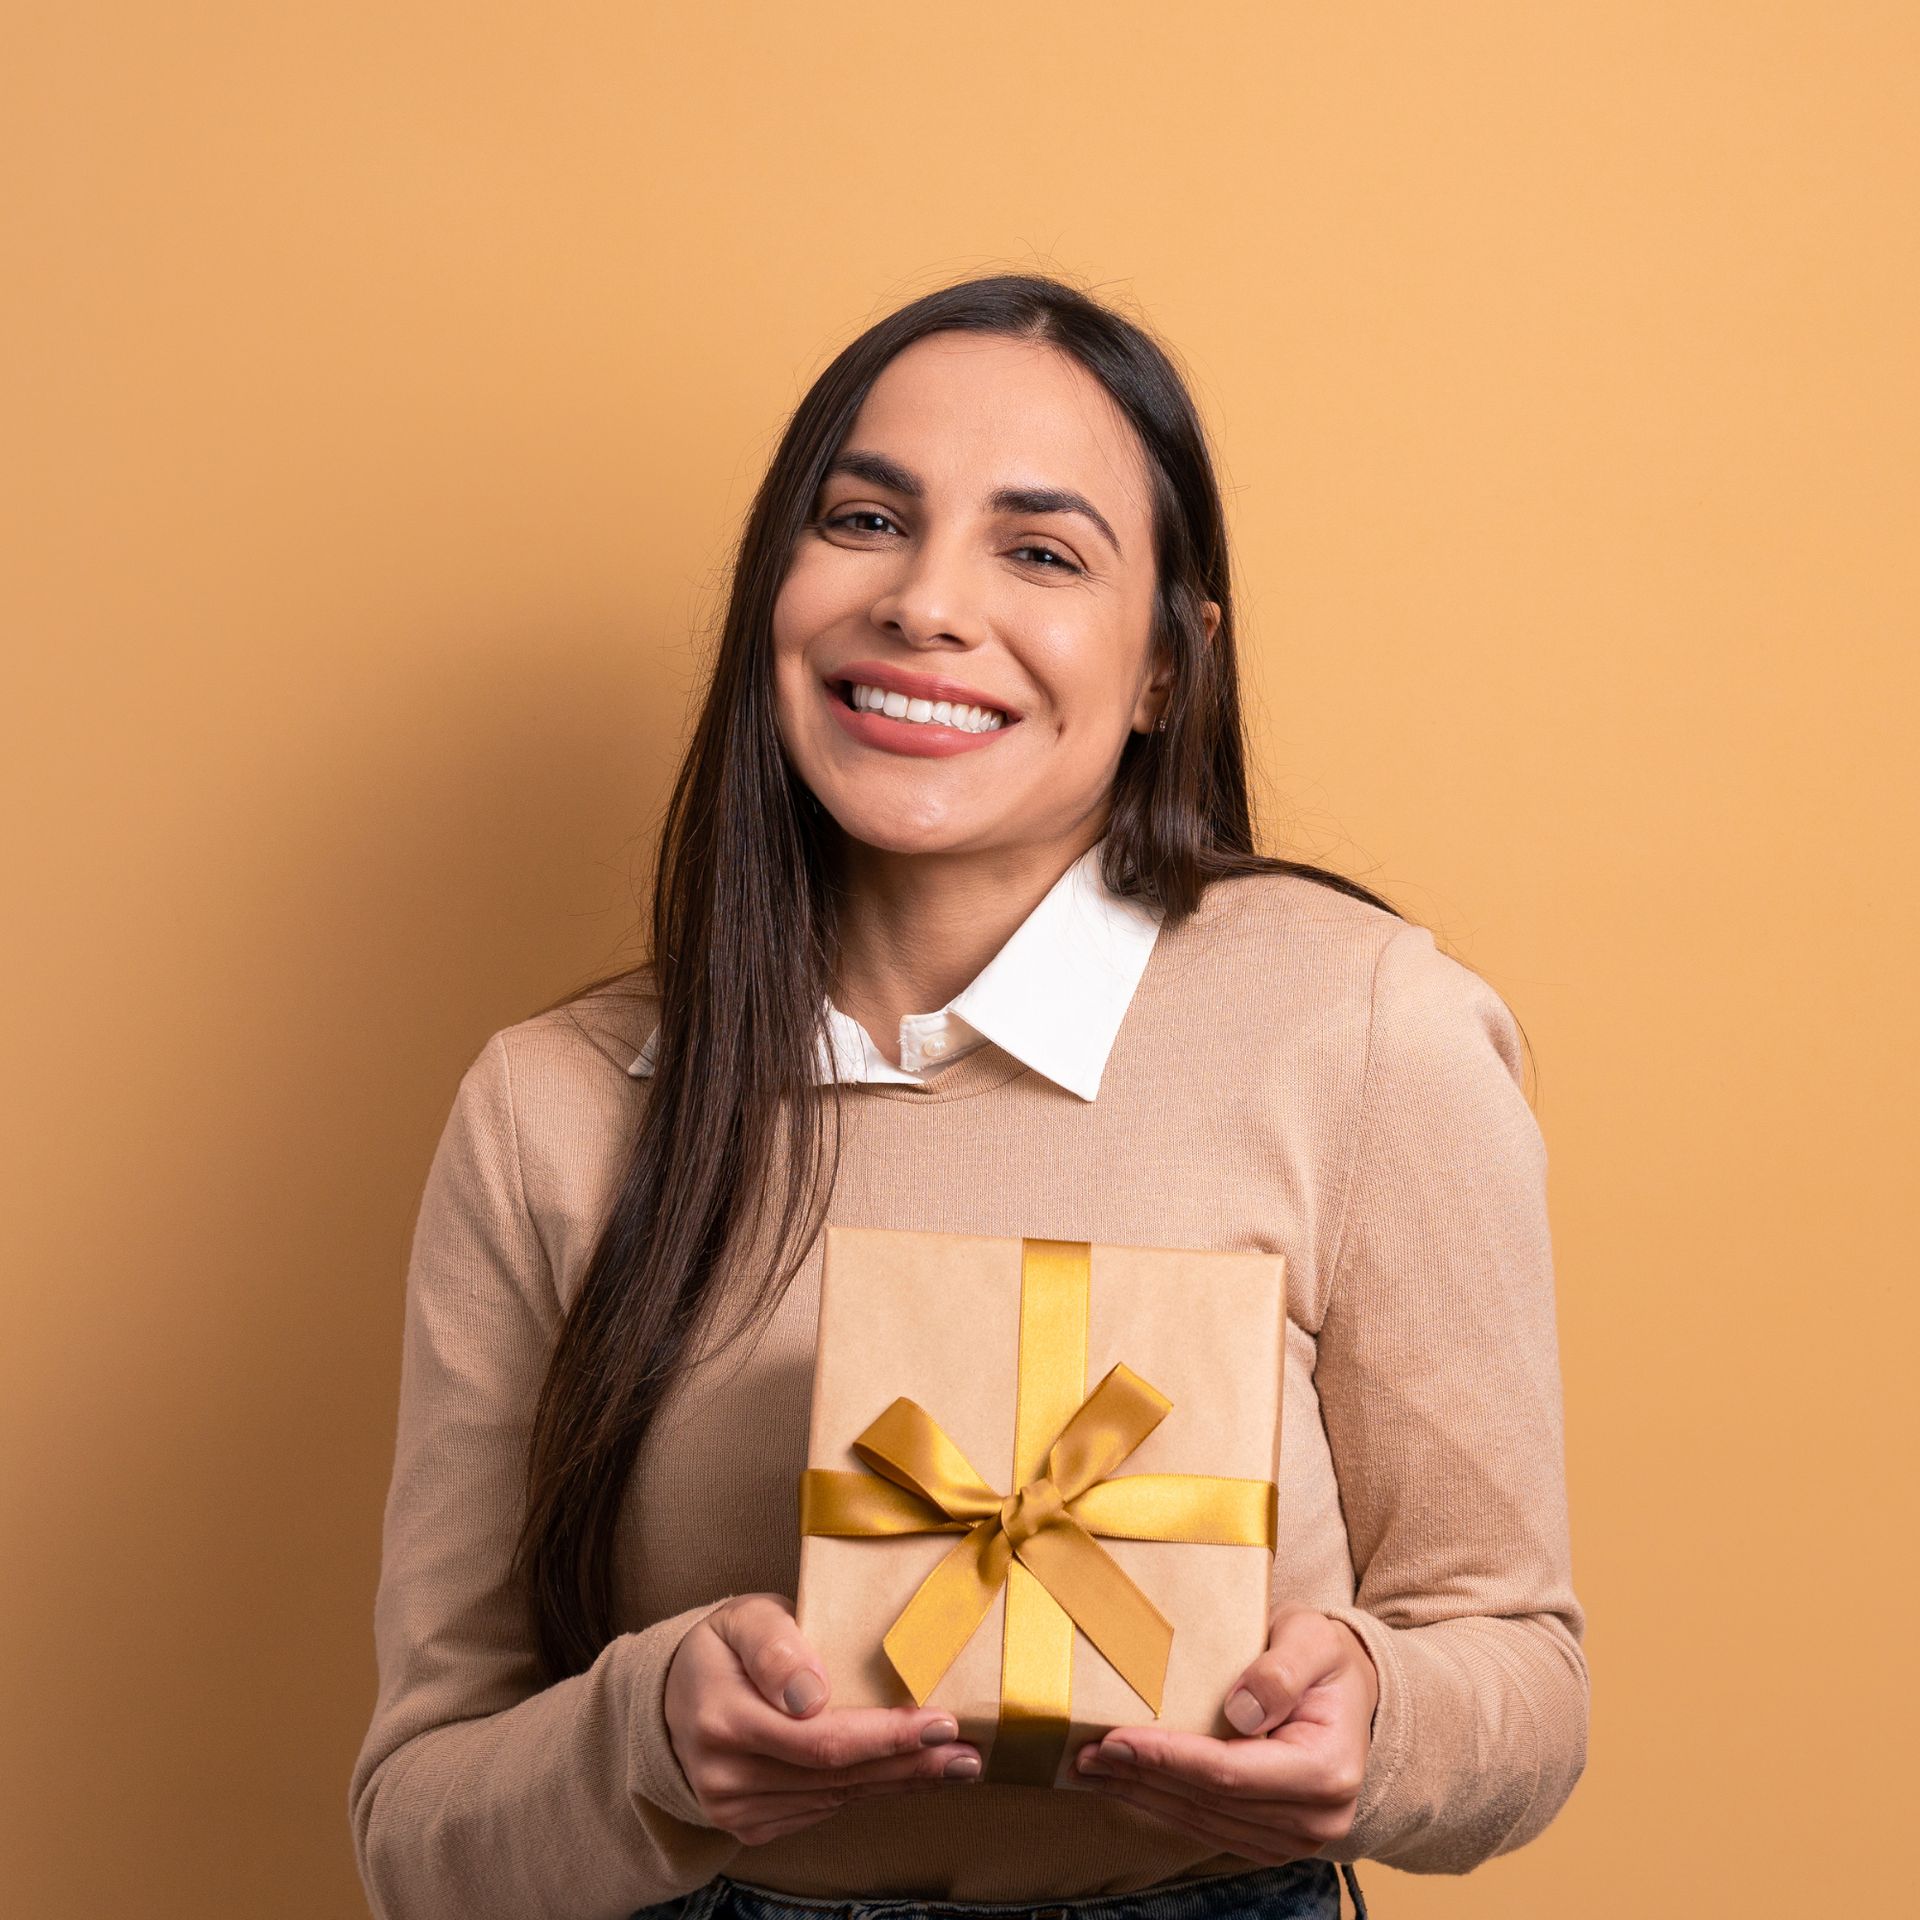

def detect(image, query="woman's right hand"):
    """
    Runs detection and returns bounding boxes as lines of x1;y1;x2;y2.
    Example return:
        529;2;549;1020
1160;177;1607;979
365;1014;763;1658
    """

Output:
663;1592;984;1846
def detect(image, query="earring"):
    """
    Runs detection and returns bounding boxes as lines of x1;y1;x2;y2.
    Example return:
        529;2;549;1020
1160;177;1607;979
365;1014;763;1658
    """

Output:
1154;713;1169;733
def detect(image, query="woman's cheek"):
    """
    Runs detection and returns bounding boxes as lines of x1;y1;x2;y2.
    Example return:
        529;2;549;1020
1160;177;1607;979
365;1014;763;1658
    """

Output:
789;536;884;616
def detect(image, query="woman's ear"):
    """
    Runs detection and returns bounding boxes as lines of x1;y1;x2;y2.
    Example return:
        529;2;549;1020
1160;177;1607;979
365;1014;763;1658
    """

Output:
1134;655;1177;734
1201;600;1221;645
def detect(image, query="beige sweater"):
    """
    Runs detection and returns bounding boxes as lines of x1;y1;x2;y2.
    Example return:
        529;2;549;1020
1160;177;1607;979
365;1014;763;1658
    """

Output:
348;871;1588;1917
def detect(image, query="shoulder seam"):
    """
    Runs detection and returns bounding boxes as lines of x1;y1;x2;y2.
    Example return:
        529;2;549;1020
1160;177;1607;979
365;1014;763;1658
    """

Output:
488;1030;560;1311
1320;921;1416;1310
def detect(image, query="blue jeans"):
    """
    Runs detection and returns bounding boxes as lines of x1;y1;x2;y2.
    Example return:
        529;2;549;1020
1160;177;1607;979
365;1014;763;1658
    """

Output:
631;1859;1368;1920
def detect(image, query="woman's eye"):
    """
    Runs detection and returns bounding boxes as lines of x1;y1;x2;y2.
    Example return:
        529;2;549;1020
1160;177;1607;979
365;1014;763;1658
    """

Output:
819;513;1077;576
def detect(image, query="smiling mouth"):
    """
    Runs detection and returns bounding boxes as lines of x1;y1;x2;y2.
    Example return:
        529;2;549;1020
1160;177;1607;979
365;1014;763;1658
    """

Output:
830;677;1015;734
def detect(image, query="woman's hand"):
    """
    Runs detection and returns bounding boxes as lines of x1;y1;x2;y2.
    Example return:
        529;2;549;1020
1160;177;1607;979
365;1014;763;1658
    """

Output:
1072;1606;1379;1865
663;1592;984;1846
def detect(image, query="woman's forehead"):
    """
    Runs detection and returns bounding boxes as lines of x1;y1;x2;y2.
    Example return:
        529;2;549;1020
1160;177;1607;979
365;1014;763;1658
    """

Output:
846;333;1150;522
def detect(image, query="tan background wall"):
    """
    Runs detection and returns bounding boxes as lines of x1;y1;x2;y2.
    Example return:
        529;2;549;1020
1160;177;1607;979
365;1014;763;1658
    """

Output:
4;5;1914;1914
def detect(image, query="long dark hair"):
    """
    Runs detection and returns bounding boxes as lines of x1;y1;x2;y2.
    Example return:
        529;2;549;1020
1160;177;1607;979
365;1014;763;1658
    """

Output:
511;271;1411;1683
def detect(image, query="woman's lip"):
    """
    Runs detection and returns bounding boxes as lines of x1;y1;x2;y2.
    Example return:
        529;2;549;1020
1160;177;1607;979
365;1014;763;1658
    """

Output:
822;676;1019;758
830;658;1022;719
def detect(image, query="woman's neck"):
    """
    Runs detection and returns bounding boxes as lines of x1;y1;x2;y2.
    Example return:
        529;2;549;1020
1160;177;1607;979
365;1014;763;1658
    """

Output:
828;822;1106;1061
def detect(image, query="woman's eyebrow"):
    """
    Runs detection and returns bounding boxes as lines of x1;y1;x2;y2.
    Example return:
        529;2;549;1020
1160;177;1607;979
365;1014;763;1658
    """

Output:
824;448;921;496
822;449;1122;559
988;484;1121;560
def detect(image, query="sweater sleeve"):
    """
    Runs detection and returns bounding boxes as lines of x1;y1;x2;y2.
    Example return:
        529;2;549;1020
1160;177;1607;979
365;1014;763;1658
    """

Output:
1310;923;1589;1873
347;1033;744;1920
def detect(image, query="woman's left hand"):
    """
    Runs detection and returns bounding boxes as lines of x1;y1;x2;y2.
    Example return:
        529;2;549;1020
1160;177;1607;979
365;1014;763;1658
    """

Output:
1073;1606;1379;1865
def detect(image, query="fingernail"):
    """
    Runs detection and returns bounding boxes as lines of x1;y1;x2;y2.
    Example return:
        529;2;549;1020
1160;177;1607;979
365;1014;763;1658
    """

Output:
1076;1743;1100;1771
919;1716;959;1746
784;1672;825;1713
944;1752;982;1778
1103;1740;1134;1764
1225;1688;1265;1734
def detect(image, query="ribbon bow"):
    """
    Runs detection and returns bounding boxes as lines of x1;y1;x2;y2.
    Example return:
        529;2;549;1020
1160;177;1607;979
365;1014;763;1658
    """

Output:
809;1360;1197;1711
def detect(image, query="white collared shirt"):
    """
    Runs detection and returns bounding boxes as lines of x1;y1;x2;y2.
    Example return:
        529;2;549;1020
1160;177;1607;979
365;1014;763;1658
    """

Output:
625;840;1163;1102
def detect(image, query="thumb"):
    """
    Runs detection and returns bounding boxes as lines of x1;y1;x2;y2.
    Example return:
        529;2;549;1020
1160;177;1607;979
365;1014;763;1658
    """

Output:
1222;1605;1339;1737
708;1591;831;1717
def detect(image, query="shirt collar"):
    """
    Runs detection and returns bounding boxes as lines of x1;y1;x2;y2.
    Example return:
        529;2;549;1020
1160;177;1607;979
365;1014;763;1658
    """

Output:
625;840;1162;1101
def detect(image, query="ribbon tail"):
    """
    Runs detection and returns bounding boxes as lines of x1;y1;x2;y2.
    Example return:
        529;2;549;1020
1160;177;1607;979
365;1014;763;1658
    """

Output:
881;1516;1014;1705
1015;1512;1173;1714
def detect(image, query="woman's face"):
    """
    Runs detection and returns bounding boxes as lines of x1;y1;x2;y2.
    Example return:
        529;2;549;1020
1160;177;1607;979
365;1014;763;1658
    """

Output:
772;331;1200;861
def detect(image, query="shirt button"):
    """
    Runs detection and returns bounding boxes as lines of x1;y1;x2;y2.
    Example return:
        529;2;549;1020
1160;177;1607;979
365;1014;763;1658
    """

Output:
922;1035;947;1056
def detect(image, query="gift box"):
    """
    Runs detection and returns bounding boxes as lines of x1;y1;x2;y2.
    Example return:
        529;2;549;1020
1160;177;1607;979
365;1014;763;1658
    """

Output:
795;1224;1286;1787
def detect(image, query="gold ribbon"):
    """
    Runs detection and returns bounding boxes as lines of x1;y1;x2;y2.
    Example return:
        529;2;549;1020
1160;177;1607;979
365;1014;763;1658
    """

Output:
798;1237;1278;1784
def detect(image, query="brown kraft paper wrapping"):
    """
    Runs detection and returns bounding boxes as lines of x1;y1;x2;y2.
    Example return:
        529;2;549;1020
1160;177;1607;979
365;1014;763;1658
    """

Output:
794;1223;1287;1789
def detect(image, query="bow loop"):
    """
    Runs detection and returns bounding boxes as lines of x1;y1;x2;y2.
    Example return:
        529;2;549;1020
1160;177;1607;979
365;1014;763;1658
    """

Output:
848;1395;1003;1523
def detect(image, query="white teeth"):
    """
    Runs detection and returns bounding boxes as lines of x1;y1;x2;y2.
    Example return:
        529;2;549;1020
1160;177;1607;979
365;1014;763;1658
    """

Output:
848;682;1006;732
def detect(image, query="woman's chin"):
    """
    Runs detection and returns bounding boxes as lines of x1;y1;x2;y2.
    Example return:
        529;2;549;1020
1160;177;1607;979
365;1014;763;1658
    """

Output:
814;794;1008;859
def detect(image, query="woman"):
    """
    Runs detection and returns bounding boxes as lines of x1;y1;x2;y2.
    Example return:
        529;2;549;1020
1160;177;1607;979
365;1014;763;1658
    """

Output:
348;274;1587;1920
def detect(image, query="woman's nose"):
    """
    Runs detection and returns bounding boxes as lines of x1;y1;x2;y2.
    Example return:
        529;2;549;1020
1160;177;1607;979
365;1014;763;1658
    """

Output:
869;529;989;647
